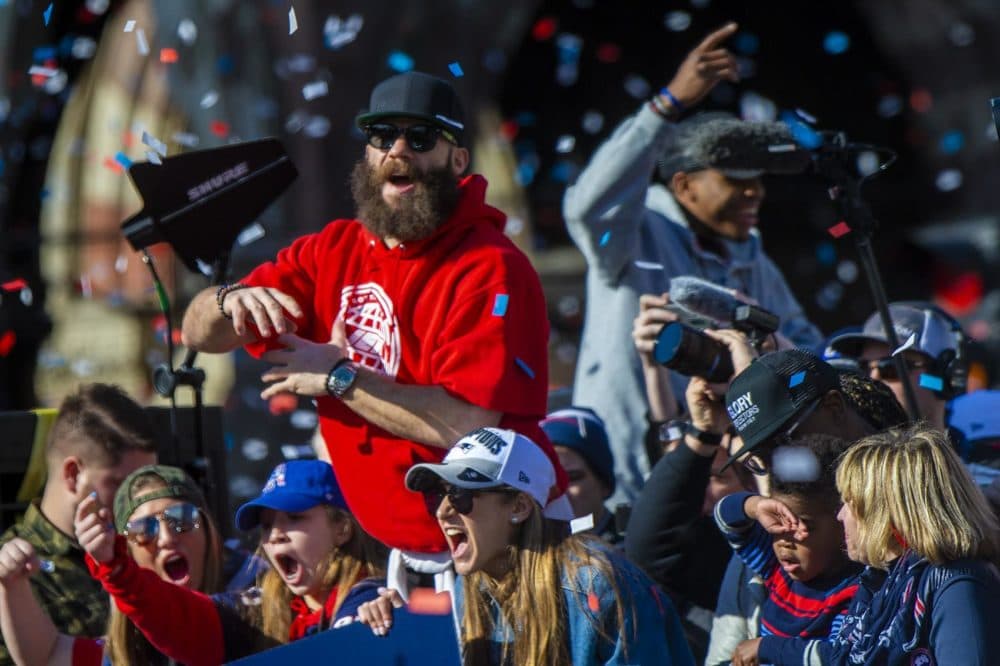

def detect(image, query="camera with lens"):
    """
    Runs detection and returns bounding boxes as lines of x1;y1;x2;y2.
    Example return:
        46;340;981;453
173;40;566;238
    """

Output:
652;304;779;382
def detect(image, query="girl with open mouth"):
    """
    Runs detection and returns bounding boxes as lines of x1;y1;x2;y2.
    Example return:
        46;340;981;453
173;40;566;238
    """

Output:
357;427;697;665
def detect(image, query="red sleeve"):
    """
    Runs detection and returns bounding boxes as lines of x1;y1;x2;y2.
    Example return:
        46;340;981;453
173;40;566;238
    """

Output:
71;637;103;666
240;230;324;358
430;252;549;417
86;537;225;666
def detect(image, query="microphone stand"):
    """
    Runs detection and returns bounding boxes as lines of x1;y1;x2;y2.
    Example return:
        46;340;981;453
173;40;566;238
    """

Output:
144;251;230;503
814;136;921;421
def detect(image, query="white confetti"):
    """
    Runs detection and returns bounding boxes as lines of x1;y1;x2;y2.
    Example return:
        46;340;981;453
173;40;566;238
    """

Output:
281;443;315;460
290;409;318;430
772;446;820;482
135;28;149;56
237;222;266;247
302;80;329;101
195;258;212;277
199;90;219;109
123;19;135;32
324;14;364;50
171;131;199;147
241;438;269;461
570;513;595;534
177;18;198;46
288;7;298;35
555;135;576;153
634;260;664;271
114;255;128;273
145;150;162;165
141;130;167;157
28;65;58;78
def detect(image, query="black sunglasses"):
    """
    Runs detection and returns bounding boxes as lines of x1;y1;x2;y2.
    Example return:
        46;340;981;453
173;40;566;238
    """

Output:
124;502;201;545
865;356;929;382
363;123;457;153
422;483;516;516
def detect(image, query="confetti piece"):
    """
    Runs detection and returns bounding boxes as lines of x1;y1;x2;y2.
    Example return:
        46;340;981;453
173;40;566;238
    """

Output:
141;130;167;157
114;255;128;273
145;150;162;165
555;135;576;153
135;28;149;56
159;48;178;63
789;370;806;388
289;409;318;429
28;65;58;78
827;221;851;238
177;18;197;45
102;157;124;173
387;50;414;73
39;559;55;573
531;16;557;41
492;294;509;317
302;80;329;100
209;120;230;138
114;151;132;170
237;222;266;246
515;357;535;379
0;331;16;357
595;43;621;63
408;588;452;615
323;14;364;50
909;88;933;113
200;90;219;109
43;3;53;26
570;513;594;534
587;591;600;612
919;374;944;392
172;131;199;147
448;61;464;77
1;279;26;292
598;231;611;247
664;10;691;32
634;260;664;270
935;169;962;192
269;393;298;416
288;7;298;35
823;31;850;55
939;130;964;155
281;444;315;459
123;19;135;32
772;446;820;482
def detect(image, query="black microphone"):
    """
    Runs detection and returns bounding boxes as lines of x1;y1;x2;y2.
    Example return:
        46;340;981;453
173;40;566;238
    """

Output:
668;276;743;325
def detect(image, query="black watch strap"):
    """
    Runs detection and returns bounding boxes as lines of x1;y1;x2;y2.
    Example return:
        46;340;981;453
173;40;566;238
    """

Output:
683;422;724;446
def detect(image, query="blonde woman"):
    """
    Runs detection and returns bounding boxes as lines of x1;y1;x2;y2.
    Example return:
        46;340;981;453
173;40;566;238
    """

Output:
0;464;224;665
738;424;1000;666
359;427;695;666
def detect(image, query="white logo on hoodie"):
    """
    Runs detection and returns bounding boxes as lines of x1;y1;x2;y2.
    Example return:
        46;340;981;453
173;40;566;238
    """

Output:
338;283;400;378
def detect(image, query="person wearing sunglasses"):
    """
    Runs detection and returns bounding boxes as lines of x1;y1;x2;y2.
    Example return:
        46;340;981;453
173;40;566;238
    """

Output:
357;427;695;665
0;464;225;665
180;69;566;570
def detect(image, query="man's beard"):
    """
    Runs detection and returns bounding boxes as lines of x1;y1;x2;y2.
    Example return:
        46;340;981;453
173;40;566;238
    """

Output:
351;157;461;243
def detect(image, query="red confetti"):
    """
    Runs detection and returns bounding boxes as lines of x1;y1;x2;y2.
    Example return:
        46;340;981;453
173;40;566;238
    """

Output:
268;393;298;416
209;120;230;138
0;330;16;357
587;591;600;612
407;588;452;615
160;48;179;64
103;157;124;173
1;278;28;292
531;17;558;41
596;43;621;63
909;88;933;113
121;131;134;148
499;120;519;141
827;221;851;238
933;268;984;315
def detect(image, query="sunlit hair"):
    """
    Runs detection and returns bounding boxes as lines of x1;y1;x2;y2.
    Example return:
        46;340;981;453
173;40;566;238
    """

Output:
255;506;388;643
836;423;1000;569
461;493;634;666
105;473;223;665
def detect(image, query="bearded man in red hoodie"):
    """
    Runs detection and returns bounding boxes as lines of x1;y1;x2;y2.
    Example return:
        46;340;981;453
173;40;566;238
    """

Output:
181;72;569;559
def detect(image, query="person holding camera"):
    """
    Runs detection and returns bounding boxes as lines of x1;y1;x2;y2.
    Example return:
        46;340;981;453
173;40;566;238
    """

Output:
563;23;822;504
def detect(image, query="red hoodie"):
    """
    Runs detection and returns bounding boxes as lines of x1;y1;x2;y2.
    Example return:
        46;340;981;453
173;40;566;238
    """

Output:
242;175;564;552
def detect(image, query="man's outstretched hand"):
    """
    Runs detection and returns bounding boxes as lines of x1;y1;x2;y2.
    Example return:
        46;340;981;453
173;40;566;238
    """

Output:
667;22;740;109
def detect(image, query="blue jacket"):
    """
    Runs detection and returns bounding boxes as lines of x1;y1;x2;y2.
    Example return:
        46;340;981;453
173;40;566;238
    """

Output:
454;544;695;665
758;550;1000;665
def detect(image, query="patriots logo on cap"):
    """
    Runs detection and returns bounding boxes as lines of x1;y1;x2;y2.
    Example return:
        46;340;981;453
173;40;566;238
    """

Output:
518;471;530;484
262;463;286;494
470;428;509;455
457;468;492;483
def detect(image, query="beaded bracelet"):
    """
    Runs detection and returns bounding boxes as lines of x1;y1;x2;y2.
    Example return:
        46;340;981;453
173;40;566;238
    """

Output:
216;283;249;319
649;95;677;121
658;86;686;114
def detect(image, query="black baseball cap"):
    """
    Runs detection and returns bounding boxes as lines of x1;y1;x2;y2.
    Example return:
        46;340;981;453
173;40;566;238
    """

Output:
720;350;840;472
355;71;465;144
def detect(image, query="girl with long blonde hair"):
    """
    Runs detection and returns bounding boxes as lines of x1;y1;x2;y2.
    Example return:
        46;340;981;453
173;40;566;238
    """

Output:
359;427;695;665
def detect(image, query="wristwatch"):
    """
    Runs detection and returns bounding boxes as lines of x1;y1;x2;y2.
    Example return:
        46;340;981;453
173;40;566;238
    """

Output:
683;422;725;446
325;359;359;398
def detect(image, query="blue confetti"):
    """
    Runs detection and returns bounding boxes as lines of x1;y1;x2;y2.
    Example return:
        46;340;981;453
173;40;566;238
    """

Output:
216;54;235;76
515;357;535;379
780;110;823;149
387;50;414;73
939;130;964;155
823;31;850;55
919;374;944;392
448;61;464;77
516;162;536;186
114;151;133;169
43;3;52;26
33;45;57;61
549;161;574;183
599;230;611;247
492;294;509;317
789;370;806;388
815;241;836;266
733;32;760;55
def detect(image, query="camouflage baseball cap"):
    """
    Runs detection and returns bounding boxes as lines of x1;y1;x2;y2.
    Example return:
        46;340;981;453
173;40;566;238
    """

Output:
113;464;206;534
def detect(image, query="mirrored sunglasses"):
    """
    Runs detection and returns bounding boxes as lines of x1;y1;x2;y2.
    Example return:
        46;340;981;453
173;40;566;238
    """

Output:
124;502;201;545
421;483;516;516
865;356;929;382
363;123;456;153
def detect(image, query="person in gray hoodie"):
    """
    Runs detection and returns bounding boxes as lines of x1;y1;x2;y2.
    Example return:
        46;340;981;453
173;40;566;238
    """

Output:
563;22;823;504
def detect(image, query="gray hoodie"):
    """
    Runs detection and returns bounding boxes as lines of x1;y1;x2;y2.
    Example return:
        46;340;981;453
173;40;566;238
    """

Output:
563;103;822;504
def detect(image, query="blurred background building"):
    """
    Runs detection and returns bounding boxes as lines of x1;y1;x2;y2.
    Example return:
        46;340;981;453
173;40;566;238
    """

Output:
2;0;998;512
